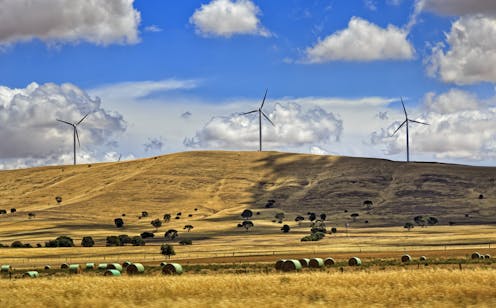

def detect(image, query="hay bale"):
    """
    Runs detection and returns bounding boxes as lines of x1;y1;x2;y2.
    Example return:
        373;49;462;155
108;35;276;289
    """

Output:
419;256;427;261
160;262;167;267
309;258;324;268
44;265;51;270
484;254;491;259
479;254;485;259
104;269;121;276
324;258;335;266
126;263;145;275
348;257;362;266
122;261;132;268
401;254;412;263
275;259;286;270
281;260;302;272
471;252;481;259
60;263;69;269
107;263;123;271
1;265;12;273
23;271;39;278
298;258;310;267
69;264;81;274
162;263;183;275
98;263;107;270
85;263;95;270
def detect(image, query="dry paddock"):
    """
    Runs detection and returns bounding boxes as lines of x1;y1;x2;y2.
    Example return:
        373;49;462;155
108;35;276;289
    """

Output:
1;268;496;307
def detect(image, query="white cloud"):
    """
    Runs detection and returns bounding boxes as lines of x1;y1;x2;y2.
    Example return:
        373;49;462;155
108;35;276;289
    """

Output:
0;82;126;169
189;0;270;38
305;17;415;63
184;102;342;149
364;0;378;11
144;137;164;152
371;89;496;160
426;15;496;84
144;25;163;33
310;146;329;155
419;0;496;16
0;0;141;46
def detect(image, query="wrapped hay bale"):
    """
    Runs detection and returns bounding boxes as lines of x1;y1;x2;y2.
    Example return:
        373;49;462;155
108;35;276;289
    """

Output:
107;263;123;271
85;263;95;270
348;257;362;266
0;265;12;273
23;271;39;278
309;258;324;268
44;265;51;270
275;259;286;271
162;263;183;275
122;261;132;268
401;254;412;263
471;252;481;259
97;263;107;270
484;254;491;259
126;263;145;275
60;263;69;269
419;256;427;261
281;260;302;272
69;264;81;274
324;258;335;266
160;262;167;267
298;258;310;267
104;269;121;276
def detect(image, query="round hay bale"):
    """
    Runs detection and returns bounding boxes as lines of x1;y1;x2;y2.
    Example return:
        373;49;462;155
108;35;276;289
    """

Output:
324;258;335;266
60;263;69;269
484;254;491;259
162;263;183;275
479;254;485;259
0;264;12;273
122;261;132;268
97;263;107;270
281;260;302;272
104;269;121;276
401;254;412;263
23;271;39;278
126;263;145;275
160;262;167;267
298;258;310;267
419;256;427;261
107;263;123;271
85;263;95;270
275;259;286;270
309;258;324;268
348;257;362;266
471;252;481;259
44;265;51;270
69;264;81;274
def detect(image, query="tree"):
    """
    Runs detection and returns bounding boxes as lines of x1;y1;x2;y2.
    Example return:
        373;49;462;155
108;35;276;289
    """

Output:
241;209;253;220
106;236;121;246
265;200;275;208
275;212;285;221
238;220;254;231
0;209;6;214
81;236;95;247
404;222;414;231
330;227;337;234
55;196;62;204
427;216;439;226
308;213;316;221
311;220;326;233
141;211;149;218
160;244;175;259
45;236;74;247
363;200;373;210
295;215;305;223
140;231;154;239
320;213;327;221
131;236;145;246
10;208;16;214
183;225;194;232
114;218;124;228
414;216;426;227
163;214;171;223
118;234;131;245
11;241;24;248
151;218;162;231
281;224;290;233
164;229;178;241
350;213;359;222
28;212;36;219
176;212;182;216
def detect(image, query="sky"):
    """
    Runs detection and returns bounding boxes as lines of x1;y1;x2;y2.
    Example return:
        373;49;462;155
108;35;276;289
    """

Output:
1;0;496;169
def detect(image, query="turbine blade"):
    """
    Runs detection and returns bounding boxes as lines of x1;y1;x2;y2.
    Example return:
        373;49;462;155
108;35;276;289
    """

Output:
262;111;275;126
240;110;258;115
260;88;268;109
75;127;81;148
57;119;73;126
400;97;408;118
392;120;407;136
76;113;89;125
409;119;429;125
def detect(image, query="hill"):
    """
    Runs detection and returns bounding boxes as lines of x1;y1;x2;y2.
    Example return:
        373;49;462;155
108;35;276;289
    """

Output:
0;151;495;244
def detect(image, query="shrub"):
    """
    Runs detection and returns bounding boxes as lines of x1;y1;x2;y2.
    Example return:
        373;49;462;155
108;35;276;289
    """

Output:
179;239;192;245
281;224;290;233
0;209;6;214
160;244;175;259
81;236;95;247
55;196;62;204
151;218;162;231
330;227;337;234
141;211;149;217
114;218;124;228
300;232;325;242
11;241;24;248
106;236;121;247
183;225;194;232
241;209;253;220
28;212;36;219
163;214;171;223
131;236;145;246
45;236;74;247
118;234;131;245
10;208;16;214
164;229;178;241
140;232;154;239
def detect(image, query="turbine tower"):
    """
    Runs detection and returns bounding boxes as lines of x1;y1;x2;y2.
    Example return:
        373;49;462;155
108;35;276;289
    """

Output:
57;114;89;165
392;98;429;162
240;89;275;151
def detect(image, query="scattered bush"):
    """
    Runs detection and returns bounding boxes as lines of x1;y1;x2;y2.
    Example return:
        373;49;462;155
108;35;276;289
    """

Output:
140;232;154;239
141;211;149;218
281;224;290;233
114;218;124;228
0;209;6;214
55;196;62;204
10;208;16;214
45;236;74;247
163;213;171;222
11;241;24;248
131;236;145;246
106;236;121;247
241;209;253;220
404;222;414;231
183;225;194;232
28;212;36;219
350;213;359;222
160;244;175;259
301;232;325;242
164;229;178;241
238;220;254;231
151;218;162;231
179;239;192;245
265;200;275;208
330;227;337;234
81;236;95;247
118;234;131;245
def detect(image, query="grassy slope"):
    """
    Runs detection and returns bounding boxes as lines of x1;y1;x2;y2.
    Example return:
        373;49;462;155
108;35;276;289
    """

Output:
0;151;495;245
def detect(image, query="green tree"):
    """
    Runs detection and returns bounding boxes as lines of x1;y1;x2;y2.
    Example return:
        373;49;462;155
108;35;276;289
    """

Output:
183;225;194;232
131;236;145;246
404;222;414;231
160;244;175;259
81;236;95;247
151;218;162;231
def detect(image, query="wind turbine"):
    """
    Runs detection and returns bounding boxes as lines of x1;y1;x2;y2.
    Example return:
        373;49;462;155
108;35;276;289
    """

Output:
392;98;429;162
57;114;89;165
240;89;275;151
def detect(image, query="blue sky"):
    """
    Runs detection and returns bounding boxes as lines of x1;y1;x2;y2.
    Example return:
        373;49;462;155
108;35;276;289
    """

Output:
1;0;496;169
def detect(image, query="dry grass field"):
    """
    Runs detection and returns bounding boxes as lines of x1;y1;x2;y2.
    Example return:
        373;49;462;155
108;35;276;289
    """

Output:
2;269;496;307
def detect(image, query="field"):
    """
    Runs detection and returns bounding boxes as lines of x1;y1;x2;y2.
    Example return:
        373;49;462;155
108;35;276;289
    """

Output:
0;151;495;306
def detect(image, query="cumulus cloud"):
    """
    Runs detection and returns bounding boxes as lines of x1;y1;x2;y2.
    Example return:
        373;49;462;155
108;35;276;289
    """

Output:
144;25;162;33
143;137;164;152
371;89;496;160
376;111;389;120
426;15;496;84
181;111;192;119
0;0;141;46
305;17;414;62
310;146;329;155
184;102;342;149
189;0;270;38
419;0;496;16
0;82;126;168
364;0;378;11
